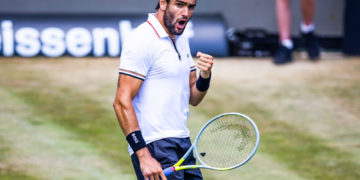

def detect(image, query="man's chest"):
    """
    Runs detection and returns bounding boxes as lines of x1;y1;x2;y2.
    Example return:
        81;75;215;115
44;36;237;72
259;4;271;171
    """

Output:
148;40;193;79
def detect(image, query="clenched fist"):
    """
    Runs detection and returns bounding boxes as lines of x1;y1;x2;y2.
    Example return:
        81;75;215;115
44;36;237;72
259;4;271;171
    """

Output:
196;51;214;79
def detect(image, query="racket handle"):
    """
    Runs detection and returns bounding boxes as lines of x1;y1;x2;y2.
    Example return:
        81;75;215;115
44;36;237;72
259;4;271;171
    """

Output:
163;166;175;176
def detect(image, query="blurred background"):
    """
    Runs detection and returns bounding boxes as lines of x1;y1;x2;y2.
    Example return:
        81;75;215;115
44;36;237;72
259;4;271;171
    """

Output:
0;0;344;35
0;0;359;180
0;0;352;57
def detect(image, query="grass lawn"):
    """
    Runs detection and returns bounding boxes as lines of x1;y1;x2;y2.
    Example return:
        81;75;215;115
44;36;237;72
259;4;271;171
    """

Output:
0;54;359;179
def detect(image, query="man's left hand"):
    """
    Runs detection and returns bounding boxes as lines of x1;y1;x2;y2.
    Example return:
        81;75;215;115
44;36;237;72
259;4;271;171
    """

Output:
196;51;214;79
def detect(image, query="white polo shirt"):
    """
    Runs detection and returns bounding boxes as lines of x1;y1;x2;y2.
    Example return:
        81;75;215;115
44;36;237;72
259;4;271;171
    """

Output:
119;13;196;155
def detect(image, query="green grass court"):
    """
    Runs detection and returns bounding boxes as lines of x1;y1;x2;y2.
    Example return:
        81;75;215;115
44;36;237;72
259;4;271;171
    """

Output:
0;54;359;179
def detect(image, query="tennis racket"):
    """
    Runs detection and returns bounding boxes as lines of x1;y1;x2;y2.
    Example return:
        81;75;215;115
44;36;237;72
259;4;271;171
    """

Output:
163;112;260;176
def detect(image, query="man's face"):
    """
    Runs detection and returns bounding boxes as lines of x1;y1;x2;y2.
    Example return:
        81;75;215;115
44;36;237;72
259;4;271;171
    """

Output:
163;0;196;36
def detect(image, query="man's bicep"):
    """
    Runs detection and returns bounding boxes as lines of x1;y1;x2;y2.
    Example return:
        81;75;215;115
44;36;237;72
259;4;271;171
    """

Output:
189;71;197;100
117;73;143;100
189;71;197;88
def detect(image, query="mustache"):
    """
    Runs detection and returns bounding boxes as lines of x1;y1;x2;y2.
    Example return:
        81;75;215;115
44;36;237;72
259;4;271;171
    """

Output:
178;16;189;21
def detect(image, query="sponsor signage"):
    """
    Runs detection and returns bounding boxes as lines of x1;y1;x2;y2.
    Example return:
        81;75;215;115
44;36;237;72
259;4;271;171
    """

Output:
0;14;228;57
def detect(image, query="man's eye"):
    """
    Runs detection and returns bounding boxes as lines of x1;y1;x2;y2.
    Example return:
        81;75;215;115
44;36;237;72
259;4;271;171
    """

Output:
189;5;195;10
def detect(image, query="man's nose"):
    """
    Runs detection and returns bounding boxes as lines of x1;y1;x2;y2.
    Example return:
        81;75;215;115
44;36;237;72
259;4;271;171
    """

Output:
181;7;190;17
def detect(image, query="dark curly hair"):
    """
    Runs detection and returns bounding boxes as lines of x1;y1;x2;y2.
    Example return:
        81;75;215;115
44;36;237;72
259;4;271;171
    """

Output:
155;0;171;10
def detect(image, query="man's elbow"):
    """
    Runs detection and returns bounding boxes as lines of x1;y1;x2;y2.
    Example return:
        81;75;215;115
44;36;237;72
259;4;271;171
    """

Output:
189;99;200;107
113;99;120;111
113;97;129;111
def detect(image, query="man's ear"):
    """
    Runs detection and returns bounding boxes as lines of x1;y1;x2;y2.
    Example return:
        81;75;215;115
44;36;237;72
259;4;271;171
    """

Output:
159;0;168;11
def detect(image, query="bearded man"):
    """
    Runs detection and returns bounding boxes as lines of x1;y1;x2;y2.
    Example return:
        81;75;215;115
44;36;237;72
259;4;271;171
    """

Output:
113;0;214;179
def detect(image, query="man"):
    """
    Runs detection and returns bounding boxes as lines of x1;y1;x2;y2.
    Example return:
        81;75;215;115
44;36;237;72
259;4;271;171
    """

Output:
113;0;213;179
273;0;320;65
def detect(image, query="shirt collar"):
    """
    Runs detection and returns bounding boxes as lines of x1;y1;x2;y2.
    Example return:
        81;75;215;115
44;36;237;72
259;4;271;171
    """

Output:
147;13;170;38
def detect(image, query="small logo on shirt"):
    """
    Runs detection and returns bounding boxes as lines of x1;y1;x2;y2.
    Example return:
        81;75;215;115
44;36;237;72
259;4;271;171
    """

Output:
187;54;190;58
132;133;139;143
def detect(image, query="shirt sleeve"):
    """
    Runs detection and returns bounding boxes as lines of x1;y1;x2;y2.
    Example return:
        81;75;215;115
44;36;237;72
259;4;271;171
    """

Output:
119;33;152;81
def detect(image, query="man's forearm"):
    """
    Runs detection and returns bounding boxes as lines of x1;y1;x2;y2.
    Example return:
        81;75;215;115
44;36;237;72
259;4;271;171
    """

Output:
113;99;140;136
189;77;208;106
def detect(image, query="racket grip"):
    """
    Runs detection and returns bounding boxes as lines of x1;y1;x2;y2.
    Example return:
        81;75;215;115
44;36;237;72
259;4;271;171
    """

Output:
163;166;175;176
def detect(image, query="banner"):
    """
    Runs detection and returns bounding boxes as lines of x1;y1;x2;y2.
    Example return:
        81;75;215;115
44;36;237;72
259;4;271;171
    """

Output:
0;14;228;57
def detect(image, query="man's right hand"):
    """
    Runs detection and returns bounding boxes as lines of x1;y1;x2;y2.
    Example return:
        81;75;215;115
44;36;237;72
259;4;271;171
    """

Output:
136;148;167;180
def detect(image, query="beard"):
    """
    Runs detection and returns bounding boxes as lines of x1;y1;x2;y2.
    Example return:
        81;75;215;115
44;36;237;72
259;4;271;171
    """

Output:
164;8;185;36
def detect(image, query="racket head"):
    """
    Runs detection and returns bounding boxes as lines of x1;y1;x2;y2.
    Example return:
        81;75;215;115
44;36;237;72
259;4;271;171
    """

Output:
193;112;260;170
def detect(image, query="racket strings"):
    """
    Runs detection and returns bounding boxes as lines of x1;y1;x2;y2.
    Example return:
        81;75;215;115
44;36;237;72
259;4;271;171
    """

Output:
195;114;257;169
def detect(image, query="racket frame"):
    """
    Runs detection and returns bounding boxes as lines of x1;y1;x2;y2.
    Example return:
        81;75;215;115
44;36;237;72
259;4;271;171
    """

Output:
168;112;260;173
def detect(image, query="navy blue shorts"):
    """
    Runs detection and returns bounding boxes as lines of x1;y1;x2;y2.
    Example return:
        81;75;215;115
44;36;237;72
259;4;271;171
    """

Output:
131;137;203;180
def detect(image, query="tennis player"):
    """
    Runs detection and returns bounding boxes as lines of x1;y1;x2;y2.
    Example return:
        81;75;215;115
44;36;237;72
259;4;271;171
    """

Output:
113;0;213;179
